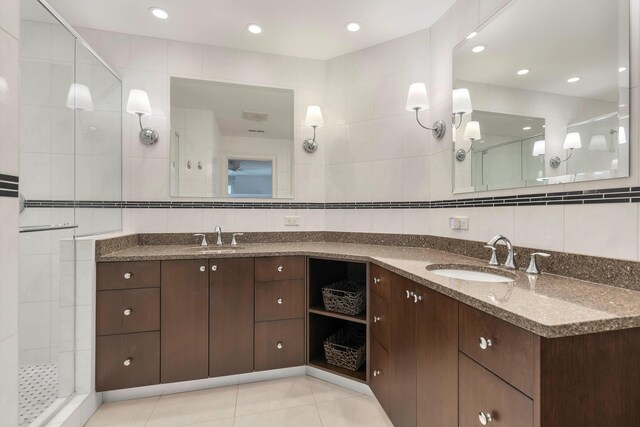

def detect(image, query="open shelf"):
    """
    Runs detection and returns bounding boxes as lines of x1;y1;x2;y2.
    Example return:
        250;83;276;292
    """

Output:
309;357;367;383
309;306;367;324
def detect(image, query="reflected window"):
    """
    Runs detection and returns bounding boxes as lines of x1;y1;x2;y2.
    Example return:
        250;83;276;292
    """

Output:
227;159;273;198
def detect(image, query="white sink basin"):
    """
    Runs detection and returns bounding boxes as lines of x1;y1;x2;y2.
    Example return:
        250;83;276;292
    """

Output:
429;268;514;283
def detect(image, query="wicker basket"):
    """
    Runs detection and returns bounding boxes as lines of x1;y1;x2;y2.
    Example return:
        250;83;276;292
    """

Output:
323;327;366;371
321;280;366;316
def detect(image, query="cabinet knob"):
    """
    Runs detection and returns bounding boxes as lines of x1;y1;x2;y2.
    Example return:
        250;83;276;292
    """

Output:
277;341;283;349
277;266;283;272
123;358;132;367
405;290;411;299
373;370;381;377
277;298;284;305
373;315;381;323
373;277;381;284
123;308;132;316
412;293;422;303
479;337;493;350
124;272;132;279
478;411;493;425
211;265;217;271
200;266;206;272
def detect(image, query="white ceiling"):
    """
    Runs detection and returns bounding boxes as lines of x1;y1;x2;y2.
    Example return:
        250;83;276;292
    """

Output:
454;0;629;102
43;0;455;60
170;78;294;139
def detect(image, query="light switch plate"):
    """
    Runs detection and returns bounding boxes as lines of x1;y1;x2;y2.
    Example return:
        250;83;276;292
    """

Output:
285;216;300;226
449;216;469;230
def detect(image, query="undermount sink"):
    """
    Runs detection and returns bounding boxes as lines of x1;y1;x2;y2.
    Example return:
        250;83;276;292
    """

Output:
426;264;516;283
191;246;243;254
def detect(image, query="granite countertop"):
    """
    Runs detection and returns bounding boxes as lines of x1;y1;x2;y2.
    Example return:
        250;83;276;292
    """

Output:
97;241;640;338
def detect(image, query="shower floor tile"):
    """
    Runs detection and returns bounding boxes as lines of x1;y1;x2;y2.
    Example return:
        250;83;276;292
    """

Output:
19;364;58;426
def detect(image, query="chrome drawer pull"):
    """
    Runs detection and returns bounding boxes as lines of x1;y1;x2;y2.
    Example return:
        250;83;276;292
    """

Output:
123;308;132;316
479;337;493;350
200;266;206;272
211;265;217;271
373;370;381;377
277;265;283;272
277;298;284;305
405;290;411;298
277;341;283;349
373;316;381;323
124;272;132;279
373;277;381;284
123;358;132;367
479;411;493;425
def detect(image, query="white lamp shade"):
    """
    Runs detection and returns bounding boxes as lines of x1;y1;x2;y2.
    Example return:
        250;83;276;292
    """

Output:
619;126;627;144
611;159;619;170
532;140;545;156
563;132;582;149
66;83;94;111
406;83;429;111
589;134;608;151
304;106;323;127
452;88;472;115
126;89;152;115
463;121;481;141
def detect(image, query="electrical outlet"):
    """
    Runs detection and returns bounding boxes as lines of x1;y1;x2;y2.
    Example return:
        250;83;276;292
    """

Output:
458;217;469;230
449;216;469;230
285;216;300;226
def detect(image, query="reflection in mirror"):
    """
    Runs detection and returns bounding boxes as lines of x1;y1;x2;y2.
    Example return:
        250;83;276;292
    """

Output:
452;0;630;193
170;78;294;198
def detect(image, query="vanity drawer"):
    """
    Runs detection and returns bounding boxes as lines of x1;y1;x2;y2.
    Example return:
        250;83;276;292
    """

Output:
370;337;390;413
96;288;160;336
255;279;305;321
255;256;305;282
371;291;390;352
97;261;160;290
96;331;160;391
459;353;533;427
370;263;390;301
459;304;534;397
254;318;305;371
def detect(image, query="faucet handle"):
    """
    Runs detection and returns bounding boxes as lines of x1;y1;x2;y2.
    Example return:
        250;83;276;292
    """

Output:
526;252;550;275
483;245;499;266
231;233;244;246
193;233;208;246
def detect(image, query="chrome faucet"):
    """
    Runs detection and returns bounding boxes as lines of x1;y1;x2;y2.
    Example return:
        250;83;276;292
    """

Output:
213;225;223;245
486;234;517;270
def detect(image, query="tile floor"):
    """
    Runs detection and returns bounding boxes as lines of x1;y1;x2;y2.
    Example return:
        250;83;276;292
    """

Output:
19;364;58;426
86;376;393;427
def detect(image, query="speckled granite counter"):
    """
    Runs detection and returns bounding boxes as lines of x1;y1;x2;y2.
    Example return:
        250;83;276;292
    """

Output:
97;241;640;339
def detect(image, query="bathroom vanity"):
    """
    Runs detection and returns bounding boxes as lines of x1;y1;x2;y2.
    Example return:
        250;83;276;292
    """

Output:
95;237;640;426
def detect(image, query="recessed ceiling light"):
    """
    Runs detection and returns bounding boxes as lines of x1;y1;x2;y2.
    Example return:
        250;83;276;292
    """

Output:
149;7;169;19
472;45;486;53
517;69;530;76
466;31;478;39
619;67;627;72
523;126;532;131
346;22;361;32
247;24;262;34
567;76;581;83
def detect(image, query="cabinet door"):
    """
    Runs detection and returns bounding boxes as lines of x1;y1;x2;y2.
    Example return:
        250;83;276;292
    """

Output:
416;287;459;427
209;258;255;377
389;273;417;427
370;337;391;413
161;260;209;383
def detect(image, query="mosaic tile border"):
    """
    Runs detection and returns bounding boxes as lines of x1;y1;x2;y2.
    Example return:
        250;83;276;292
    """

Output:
0;174;19;198
24;185;640;209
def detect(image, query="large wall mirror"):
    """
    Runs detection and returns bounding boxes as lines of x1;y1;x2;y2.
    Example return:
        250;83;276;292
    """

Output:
170;78;294;198
452;0;630;193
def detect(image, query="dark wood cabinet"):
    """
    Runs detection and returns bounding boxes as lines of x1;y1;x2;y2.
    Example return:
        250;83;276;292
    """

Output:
370;336;391;413
96;288;160;336
370;291;390;353
255;318;305;371
209;258;255;377
255;279;305;321
255;256;305;282
97;261;160;290
161;259;209;383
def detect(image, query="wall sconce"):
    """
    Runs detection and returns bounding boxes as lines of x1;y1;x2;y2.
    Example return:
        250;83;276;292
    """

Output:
455;121;481;161
65;83;94;111
550;132;581;168
406;83;446;139
618;126;627;144
589;134;608;151
452;88;472;129
532;140;545;163
303;105;323;152
126;89;159;145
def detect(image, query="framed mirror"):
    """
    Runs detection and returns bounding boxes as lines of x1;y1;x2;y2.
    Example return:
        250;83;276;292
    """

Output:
452;0;630;193
170;78;294;198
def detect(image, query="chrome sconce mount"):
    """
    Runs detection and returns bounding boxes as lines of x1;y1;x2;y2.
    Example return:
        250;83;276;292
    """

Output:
455;121;481;162
303;125;319;153
550;132;581;168
303;106;323;153
406;83;446;140
126;89;159;146
135;112;159;145
413;108;447;140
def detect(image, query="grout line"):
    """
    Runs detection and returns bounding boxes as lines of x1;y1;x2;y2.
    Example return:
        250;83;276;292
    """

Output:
143;395;161;426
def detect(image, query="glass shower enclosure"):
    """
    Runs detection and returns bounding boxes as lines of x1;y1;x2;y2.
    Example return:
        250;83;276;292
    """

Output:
18;0;122;424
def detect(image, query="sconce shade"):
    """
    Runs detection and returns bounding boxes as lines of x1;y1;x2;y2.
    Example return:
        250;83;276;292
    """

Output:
406;83;429;111
563;132;582;149
463;121;481;141
532;140;545;156
66;83;94;111
619;126;627;144
452;88;472;114
126;89;152;115
305;106;324;127
611;159;619;170
589;134;608;151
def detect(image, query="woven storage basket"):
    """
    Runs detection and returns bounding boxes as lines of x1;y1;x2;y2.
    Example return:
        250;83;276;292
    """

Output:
321;280;366;316
323;327;366;371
